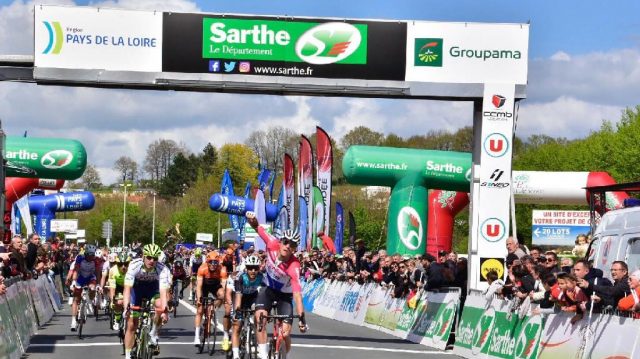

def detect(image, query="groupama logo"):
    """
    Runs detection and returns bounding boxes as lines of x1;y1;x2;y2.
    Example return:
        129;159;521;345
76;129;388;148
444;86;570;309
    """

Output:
514;315;542;359
471;308;496;355
42;21;64;54
414;38;443;67
397;206;422;250
41;150;73;169
296;22;362;65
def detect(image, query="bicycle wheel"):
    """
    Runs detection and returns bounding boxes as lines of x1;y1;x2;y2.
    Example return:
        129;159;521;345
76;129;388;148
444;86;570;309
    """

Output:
209;307;218;356
268;337;276;359
78;301;85;339
139;325;152;359
199;316;207;354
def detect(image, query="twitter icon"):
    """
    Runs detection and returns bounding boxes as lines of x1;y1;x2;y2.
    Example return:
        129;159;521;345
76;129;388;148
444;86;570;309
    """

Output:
224;62;236;73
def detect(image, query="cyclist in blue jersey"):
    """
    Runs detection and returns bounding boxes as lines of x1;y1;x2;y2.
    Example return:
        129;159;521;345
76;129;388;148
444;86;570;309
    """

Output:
230;255;264;359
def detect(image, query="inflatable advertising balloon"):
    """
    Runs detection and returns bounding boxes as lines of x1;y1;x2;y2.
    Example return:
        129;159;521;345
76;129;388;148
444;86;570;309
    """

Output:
29;191;95;239
5;136;87;180
209;193;278;222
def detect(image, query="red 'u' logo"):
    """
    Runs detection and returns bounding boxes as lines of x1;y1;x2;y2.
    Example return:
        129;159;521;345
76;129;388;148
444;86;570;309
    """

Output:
489;139;503;153
485;224;500;237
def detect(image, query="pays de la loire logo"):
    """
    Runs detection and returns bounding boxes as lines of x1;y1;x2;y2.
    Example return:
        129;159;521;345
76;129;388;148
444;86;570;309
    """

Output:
514;315;542;359
492;94;506;108
483;133;509;157
414;38;443;67
295;22;362;65
42;21;64;55
481;217;506;242
397;206;422;250
471;308;496;355
41;150;73;169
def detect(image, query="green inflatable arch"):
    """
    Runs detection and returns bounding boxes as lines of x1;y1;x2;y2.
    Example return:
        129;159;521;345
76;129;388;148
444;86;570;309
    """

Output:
342;145;471;255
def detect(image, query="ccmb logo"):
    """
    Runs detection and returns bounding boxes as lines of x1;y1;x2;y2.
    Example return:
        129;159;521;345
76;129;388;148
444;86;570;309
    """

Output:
42;21;64;55
492;94;506;108
414;38;443;67
480;217;506;242
483;133;509;157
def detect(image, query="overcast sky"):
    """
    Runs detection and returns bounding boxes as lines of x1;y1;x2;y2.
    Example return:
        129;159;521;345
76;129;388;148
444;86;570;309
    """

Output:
1;0;639;184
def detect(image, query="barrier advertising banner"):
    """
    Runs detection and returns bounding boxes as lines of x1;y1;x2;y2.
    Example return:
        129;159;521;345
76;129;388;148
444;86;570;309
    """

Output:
405;22;529;84
163;12;406;80
35;5;162;71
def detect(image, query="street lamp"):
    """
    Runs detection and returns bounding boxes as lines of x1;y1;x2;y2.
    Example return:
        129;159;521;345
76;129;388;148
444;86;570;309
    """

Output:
120;183;132;247
151;191;156;245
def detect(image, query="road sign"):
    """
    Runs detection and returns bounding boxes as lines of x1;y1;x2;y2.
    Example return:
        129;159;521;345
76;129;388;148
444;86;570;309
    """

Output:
532;210;591;246
102;220;112;239
196;233;213;242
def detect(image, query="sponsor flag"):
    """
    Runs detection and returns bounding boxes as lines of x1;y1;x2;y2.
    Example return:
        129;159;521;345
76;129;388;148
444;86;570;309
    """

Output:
348;211;356;248
274;207;288;238
299;136;314;247
335;202;344;254
257;168;272;192
298;196;308;252
269;170;277;201
16;195;33;235
221;169;240;231
238;181;252;239
11;203;21;234
254;190;267;251
312;186;325;249
284;153;295;229
316;126;333;235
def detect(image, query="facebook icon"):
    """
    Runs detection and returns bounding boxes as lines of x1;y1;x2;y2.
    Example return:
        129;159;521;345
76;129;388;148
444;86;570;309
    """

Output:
209;60;221;73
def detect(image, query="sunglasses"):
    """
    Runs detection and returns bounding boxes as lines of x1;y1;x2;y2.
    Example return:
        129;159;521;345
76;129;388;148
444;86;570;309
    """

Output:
246;266;260;271
282;239;298;247
145;256;157;261
118;263;129;266
399;265;406;269
208;260;220;265
546;258;555;262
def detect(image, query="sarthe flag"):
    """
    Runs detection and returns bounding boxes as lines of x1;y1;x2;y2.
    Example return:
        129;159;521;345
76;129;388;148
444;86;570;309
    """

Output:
16;195;33;235
348;211;356;248
298;196;308;252
274;207;288;238
254;190;267;251
335;202;344;254
238;181;252;239
316;126;333;235
284;154;295;229
312;186;325;250
299;136;314;245
257;168;272;192
269;171;276;201
221;169;240;231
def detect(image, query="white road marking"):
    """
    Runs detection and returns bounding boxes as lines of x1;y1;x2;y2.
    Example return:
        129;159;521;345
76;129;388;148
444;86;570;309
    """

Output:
179;299;224;332
28;342;452;354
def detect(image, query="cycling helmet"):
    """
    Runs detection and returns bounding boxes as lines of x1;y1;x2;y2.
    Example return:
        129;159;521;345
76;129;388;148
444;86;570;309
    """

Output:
194;247;203;256
117;252;131;263
108;253;117;263
244;255;260;266
143;243;162;258
207;251;220;262
85;244;97;256
281;229;300;243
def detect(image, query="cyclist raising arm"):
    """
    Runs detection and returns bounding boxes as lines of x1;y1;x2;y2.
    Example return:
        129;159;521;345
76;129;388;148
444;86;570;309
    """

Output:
246;211;307;359
122;244;171;359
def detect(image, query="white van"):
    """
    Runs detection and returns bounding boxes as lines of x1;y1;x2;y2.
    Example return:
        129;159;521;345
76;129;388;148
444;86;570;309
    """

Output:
589;205;640;281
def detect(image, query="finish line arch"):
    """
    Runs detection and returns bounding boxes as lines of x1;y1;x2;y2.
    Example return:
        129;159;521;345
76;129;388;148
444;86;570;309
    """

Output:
0;5;530;290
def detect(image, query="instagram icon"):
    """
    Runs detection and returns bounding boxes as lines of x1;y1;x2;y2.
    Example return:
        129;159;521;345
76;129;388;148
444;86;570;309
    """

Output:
239;62;251;73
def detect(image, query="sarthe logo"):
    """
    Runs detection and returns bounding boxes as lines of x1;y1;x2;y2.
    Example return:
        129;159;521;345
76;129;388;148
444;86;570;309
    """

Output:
41;150;73;169
514;315;542;359
492;95;506;108
415;38;443;67
295;22;363;65
480;217;506;242
471;308;496;355
397;206;422;250
42;21;63;55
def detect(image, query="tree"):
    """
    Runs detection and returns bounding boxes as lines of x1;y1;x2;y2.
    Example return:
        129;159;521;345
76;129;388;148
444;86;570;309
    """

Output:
159;153;199;198
143;139;187;182
245;126;297;170
214;144;260;190
199;143;218;177
113;156;138;182
340;126;384;150
81;164;102;190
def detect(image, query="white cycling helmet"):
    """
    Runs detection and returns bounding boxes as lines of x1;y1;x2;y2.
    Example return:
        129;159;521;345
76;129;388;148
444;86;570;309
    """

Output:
108;253;117;263
244;255;260;266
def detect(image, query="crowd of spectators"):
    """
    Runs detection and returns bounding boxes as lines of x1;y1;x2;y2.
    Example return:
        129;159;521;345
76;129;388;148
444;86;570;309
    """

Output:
298;239;468;299
485;236;639;324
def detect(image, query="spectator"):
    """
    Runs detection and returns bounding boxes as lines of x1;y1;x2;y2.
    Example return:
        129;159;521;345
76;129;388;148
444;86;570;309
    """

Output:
586;260;630;309
447;251;458;262
532;274;559;315
321;253;338;278
318;231;336;254
355;239;366;268
529;246;542;264
25;233;41;271
484;270;504;300
529;265;547;302
9;235;27;278
437;250;447;264
556;272;588;324
543;251;560;275
618;269;640;316
419;254;447;290
560;257;574;273
506;237;527;259
574;259;611;312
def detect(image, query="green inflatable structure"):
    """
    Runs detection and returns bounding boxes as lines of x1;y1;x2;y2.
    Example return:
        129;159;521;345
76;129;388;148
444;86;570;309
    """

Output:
5;137;87;180
342;146;471;255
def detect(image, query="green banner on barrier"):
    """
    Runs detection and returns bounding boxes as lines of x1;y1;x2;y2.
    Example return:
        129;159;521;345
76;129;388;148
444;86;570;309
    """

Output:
0;295;21;359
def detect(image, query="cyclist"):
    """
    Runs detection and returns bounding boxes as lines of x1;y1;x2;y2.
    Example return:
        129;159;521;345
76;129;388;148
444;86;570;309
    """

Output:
122;244;171;359
189;247;205;301
246;211;307;359
193;251;228;347
169;255;189;308
230;255;264;359
108;252;131;331
99;252;117;308
68;244;103;331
